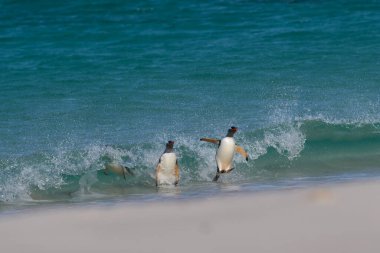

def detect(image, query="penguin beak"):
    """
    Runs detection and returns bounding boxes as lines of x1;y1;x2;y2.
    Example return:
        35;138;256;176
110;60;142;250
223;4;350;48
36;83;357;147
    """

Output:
230;127;238;132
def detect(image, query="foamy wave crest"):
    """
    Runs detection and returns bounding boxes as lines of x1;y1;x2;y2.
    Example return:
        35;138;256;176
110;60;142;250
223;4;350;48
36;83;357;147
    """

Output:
253;123;305;160
0;145;109;202
2;119;380;202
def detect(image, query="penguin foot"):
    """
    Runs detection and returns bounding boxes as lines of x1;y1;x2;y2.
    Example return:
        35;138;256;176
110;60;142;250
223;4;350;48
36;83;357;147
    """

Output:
212;173;220;182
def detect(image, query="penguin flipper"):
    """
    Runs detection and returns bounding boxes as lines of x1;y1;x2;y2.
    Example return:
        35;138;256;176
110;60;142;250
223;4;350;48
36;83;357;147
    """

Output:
212;172;220;182
174;161;180;185
121;166;134;181
155;163;162;186
122;168;127;181
200;138;220;145
124;166;134;176
235;145;249;161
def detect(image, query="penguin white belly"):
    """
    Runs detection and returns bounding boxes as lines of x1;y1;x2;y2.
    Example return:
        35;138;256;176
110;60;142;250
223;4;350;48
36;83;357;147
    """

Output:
216;137;235;172
105;163;126;177
156;153;177;185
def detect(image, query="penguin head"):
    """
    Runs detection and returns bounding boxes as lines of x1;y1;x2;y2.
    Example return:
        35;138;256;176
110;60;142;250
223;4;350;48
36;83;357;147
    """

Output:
166;140;175;149
230;126;238;132
227;126;238;136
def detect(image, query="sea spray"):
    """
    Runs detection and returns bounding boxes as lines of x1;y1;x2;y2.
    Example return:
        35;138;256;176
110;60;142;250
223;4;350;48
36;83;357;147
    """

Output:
2;120;380;203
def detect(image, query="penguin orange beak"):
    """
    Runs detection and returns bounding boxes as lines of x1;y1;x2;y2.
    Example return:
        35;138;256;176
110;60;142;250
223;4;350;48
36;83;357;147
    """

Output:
230;127;238;132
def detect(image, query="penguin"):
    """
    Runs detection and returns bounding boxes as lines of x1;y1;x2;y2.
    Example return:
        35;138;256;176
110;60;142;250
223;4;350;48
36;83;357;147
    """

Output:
104;163;134;181
155;140;180;186
200;126;249;182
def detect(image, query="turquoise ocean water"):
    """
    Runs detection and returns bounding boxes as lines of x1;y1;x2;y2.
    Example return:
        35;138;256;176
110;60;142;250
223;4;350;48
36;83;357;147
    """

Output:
1;0;380;211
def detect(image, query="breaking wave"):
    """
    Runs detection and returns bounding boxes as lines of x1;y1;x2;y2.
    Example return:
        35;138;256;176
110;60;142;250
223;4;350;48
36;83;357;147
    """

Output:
1;119;380;202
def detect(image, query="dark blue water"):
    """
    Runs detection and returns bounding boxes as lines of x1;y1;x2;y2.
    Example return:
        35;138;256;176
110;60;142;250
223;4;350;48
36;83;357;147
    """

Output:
1;0;380;209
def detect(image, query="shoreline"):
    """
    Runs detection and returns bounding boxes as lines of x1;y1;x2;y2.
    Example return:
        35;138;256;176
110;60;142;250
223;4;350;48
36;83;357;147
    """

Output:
1;180;380;252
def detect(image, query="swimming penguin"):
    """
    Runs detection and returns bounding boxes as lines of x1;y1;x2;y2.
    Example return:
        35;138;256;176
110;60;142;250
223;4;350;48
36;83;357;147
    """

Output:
155;141;180;186
200;126;249;182
104;163;134;181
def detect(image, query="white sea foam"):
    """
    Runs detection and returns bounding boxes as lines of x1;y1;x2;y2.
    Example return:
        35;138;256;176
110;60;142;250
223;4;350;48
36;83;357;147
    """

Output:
2;116;380;203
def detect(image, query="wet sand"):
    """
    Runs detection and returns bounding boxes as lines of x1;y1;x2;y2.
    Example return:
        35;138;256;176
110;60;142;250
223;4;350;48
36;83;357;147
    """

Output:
1;180;380;253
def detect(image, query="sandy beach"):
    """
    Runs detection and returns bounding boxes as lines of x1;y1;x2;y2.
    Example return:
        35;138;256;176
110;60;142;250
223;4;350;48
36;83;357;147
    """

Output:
1;180;380;253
